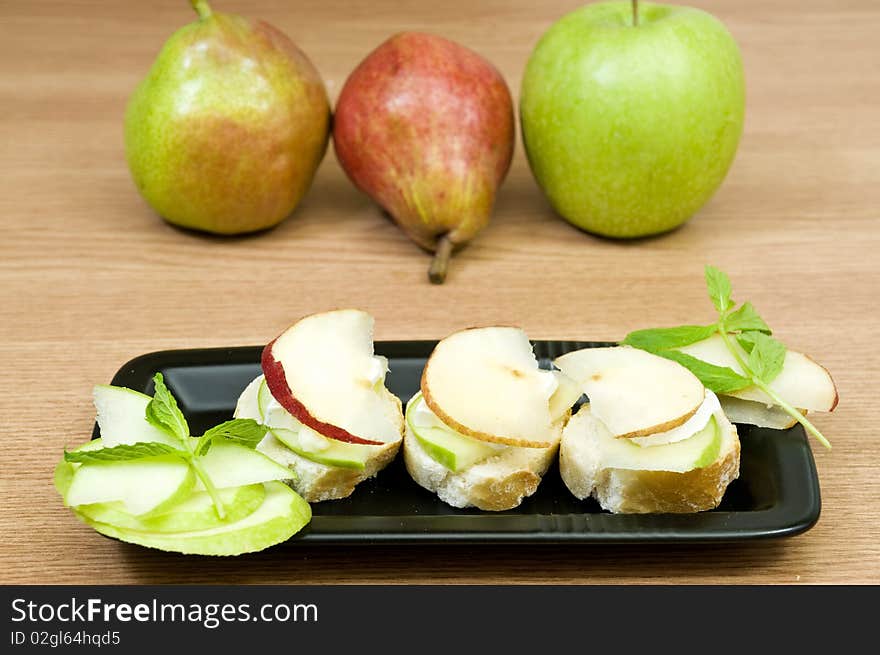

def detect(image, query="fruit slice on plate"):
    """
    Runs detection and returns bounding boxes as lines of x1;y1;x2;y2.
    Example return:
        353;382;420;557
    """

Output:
677;334;838;412
77;481;311;556
94;385;180;447
93;383;292;490
718;395;801;430
421;326;564;447
63;455;195;518
261;309;402;446
235;376;386;470
259;378;382;470
549;370;584;422
554;346;706;438
195;438;292;489
75;484;265;534
406;392;500;472
598;415;722;473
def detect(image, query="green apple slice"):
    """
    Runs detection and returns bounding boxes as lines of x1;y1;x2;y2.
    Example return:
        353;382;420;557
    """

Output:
244;376;380;470
94;384;180;447
76;484;265;533
195;439;293;488
601;416;721;473
64;455;195;517
53;439;106;498
76;481;311;556
269;427;375;470
406;392;499;472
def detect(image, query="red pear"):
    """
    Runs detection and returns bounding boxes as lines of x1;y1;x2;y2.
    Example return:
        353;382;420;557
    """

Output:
333;32;515;283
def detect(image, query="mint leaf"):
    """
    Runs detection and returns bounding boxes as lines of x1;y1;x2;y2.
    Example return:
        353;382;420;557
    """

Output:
659;350;752;393
746;332;787;383
145;373;189;443
705;265;733;314
64;442;182;464
195;419;267;456
736;330;762;353
725;302;771;334
622;325;718;352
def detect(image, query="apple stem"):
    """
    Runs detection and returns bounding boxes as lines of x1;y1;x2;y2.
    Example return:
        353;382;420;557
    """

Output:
190;0;213;20
632;0;639;26
428;234;453;285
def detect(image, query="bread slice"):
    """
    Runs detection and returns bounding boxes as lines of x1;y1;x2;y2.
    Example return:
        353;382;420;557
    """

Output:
234;376;403;503
560;405;740;513
403;419;559;511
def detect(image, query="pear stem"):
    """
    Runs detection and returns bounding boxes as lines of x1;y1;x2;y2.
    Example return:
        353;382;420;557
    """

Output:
191;0;213;20
632;0;639;26
428;235;453;285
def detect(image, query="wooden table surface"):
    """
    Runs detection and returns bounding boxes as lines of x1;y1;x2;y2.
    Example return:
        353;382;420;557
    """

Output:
2;0;878;585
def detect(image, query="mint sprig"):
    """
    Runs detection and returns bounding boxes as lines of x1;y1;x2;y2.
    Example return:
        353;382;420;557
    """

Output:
622;265;831;449
71;374;268;518
195;419;268;456
64;442;180;464
145;373;189;443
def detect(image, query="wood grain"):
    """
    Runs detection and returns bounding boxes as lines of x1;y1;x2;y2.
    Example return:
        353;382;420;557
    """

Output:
1;0;878;584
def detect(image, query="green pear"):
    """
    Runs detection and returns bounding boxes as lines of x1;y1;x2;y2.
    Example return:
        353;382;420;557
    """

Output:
125;1;330;234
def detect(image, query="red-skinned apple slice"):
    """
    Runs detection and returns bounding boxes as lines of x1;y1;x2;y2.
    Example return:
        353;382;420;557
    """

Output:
262;310;402;446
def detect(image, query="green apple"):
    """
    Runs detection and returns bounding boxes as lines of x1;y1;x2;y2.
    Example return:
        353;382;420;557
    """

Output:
520;1;745;237
76;484;265;533
93;385;180;447
195;438;293;488
601;415;721;472
268;427;378;470
95;383;292;489
63;455;196;517
406;392;498;472
77;482;311;556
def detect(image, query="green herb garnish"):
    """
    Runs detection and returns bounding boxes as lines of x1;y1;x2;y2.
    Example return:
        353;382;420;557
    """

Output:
64;442;180;464
622;265;831;449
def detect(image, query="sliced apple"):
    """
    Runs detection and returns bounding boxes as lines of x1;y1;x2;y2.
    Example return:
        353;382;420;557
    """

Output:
421;327;561;447
565;407;726;474
76;484;266;533
64;455;195;517
677;334;838;412
719;395;801;430
602;416;722;472
94;384;179;447
406;392;500;471
195;439;293;489
76;481;311;556
261;310;402;446
554;346;706;438
234;375;383;470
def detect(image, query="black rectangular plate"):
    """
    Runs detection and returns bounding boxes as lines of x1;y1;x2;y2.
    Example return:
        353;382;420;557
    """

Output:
104;341;821;544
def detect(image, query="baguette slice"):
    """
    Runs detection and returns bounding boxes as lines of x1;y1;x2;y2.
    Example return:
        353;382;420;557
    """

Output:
560;405;740;514
403;419;559;511
235;376;403;502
